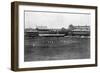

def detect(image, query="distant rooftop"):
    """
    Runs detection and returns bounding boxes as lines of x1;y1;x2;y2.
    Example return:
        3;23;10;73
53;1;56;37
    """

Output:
69;25;90;31
36;26;47;29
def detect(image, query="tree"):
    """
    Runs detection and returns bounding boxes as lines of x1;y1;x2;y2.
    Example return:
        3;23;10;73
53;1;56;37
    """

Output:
68;24;74;31
61;27;66;31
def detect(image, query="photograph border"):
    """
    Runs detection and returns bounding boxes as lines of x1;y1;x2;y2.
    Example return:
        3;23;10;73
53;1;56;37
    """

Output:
11;1;98;71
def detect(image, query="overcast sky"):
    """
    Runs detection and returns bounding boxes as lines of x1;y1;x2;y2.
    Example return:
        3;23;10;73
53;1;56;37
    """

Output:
25;11;91;29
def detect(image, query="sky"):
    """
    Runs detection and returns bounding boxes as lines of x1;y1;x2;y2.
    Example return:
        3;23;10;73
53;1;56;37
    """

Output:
25;11;91;29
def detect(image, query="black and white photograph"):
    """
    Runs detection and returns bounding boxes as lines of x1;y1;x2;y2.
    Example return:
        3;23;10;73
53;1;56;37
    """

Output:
11;1;97;71
24;11;90;62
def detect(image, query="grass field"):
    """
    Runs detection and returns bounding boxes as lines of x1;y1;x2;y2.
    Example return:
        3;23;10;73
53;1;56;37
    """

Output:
24;36;90;62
